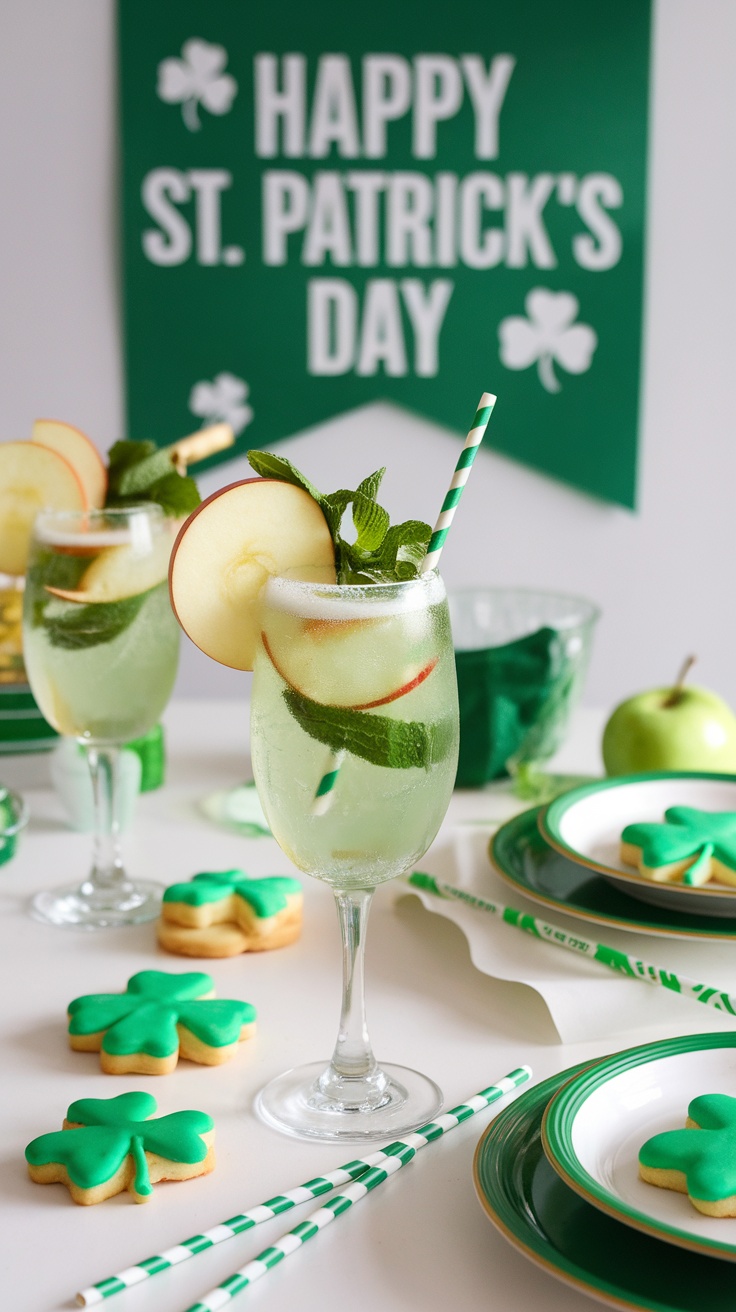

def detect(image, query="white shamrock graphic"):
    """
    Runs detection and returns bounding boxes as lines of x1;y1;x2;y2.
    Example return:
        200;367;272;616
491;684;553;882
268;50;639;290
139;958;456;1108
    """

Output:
189;373;253;435
498;290;597;393
157;38;237;132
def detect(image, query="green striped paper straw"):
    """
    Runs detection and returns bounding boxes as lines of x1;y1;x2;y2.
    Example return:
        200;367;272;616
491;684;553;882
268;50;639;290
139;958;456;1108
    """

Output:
75;1067;530;1309
420;391;497;574
311;749;345;816
166;1069;530;1312
311;389;495;811
408;872;736;1016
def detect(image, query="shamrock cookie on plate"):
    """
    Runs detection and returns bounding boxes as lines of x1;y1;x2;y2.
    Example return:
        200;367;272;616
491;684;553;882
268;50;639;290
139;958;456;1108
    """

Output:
640;1093;736;1216
68;970;256;1074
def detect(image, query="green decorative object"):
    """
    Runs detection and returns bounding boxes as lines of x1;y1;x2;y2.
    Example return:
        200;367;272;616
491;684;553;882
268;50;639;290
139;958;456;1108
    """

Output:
68;970;256;1064
200;781;271;837
125;723;166;791
25;1091;213;1203
0;786;28;867
118;0;651;507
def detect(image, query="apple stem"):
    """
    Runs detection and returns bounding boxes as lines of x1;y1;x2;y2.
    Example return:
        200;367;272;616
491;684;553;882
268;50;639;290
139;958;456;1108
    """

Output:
662;654;697;708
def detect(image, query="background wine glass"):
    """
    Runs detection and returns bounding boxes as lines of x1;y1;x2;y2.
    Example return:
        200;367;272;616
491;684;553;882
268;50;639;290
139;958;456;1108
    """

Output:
22;505;180;929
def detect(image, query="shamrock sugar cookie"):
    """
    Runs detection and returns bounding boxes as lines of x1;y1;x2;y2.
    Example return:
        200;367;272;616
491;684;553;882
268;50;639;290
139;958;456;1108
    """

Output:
68;970;256;1074
158;869;303;958
26;1092;214;1205
621;807;736;887
639;1093;736;1216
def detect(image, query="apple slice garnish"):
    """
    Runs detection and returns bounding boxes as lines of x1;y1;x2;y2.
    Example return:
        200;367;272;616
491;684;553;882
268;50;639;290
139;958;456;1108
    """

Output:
260;599;434;707
261;630;436;708
31;419;106;509
44;531;174;604
0;442;88;576
169;478;337;671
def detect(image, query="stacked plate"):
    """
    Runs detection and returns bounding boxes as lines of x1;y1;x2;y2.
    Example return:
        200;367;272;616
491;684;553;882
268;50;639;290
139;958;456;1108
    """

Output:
475;773;736;1307
491;772;736;940
474;1032;736;1310
0;682;57;754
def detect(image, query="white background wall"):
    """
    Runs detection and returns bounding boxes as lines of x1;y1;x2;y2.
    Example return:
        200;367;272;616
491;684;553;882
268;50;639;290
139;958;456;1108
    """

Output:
1;0;735;712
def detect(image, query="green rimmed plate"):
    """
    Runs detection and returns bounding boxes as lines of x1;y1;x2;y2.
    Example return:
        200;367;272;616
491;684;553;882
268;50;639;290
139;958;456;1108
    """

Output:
474;1064;736;1311
540;774;736;917
490;807;736;939
541;1032;736;1262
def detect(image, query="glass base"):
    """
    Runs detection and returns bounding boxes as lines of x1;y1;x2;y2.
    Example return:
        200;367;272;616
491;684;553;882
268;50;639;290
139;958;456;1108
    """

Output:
30;878;163;930
255;1061;443;1143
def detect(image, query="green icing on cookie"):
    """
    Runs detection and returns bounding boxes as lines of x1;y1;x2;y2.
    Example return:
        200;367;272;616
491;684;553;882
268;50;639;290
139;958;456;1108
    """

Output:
622;807;736;875
640;1093;736;1201
162;870;301;919
25;1091;213;1194
68;970;255;1056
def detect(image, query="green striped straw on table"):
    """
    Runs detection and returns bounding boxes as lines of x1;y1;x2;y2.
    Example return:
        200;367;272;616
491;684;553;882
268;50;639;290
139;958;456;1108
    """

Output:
408;871;736;1017
76;1066;531;1308
311;389;497;813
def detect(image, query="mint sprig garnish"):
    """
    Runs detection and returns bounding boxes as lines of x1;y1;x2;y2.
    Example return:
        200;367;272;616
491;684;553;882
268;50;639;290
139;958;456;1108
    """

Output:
246;451;431;584
283;687;453;771
105;440;200;518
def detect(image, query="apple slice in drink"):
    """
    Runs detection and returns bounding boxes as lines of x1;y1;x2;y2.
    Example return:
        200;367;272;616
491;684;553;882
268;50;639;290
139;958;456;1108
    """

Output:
261;608;436;708
45;528;175;604
0;441;88;576
31;419;107;509
169;479;337;670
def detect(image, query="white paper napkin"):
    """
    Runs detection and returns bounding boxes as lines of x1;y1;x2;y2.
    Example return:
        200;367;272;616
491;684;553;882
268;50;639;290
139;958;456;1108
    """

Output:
398;824;736;1043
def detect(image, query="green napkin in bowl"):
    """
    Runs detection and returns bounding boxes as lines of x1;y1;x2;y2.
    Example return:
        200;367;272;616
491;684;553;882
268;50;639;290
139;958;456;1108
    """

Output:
455;626;578;787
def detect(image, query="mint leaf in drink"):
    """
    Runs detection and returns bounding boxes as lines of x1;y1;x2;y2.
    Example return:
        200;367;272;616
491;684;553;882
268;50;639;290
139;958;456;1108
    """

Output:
106;440;200;518
42;590;152;650
283;687;453;770
246;452;430;584
27;549;88;600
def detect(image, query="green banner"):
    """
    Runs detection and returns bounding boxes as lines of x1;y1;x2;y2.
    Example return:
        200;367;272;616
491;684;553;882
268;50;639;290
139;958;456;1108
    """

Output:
118;0;651;506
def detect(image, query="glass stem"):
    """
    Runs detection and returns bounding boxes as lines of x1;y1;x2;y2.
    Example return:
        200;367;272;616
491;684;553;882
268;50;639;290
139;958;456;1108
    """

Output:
84;745;126;890
317;888;389;1111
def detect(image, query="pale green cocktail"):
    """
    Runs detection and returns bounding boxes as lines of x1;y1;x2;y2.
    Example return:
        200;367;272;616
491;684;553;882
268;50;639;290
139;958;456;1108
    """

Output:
252;573;457;888
24;560;178;744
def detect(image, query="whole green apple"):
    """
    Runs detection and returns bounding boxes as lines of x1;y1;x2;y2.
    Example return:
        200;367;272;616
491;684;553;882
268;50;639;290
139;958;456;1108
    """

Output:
603;684;736;775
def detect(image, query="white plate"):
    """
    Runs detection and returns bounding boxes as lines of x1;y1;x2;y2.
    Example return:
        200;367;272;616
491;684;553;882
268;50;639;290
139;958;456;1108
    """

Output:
542;1031;736;1259
540;773;736;916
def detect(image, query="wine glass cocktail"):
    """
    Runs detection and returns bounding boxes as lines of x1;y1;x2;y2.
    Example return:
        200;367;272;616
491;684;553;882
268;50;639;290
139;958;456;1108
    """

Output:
251;571;459;1141
22;506;180;928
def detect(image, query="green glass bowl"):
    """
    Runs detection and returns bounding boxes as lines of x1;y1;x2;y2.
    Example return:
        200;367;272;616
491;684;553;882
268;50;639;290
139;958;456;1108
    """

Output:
0;786;29;867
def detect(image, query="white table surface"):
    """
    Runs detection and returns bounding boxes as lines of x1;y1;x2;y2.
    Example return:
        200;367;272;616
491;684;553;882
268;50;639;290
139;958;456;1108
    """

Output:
0;701;718;1312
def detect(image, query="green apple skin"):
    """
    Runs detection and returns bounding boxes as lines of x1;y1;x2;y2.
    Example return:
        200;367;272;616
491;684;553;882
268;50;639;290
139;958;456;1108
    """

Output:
602;685;736;776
